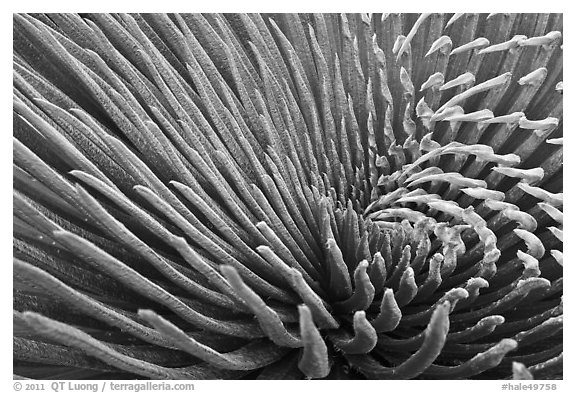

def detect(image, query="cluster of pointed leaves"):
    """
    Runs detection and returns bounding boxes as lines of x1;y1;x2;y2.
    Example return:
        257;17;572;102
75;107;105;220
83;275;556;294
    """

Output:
13;13;562;380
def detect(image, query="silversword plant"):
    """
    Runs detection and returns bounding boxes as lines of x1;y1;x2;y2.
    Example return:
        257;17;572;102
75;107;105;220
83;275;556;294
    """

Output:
13;13;562;380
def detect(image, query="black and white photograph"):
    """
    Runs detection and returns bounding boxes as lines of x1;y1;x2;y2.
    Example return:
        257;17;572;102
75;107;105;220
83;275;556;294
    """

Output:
11;8;564;384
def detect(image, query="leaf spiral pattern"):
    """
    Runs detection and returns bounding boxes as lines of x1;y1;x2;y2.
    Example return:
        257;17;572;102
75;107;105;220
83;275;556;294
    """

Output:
13;13;563;380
